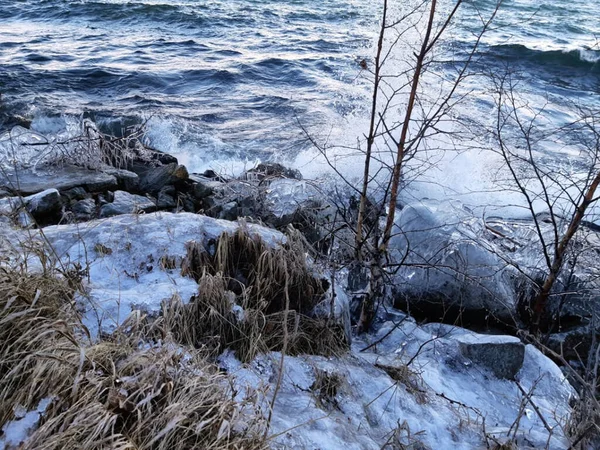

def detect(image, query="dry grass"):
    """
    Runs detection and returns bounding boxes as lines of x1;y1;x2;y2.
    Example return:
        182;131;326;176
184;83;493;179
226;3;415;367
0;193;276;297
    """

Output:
177;227;348;362
0;259;267;449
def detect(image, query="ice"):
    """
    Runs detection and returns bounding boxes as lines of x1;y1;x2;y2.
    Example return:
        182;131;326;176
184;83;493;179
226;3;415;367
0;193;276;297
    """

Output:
1;212;284;338
0;398;53;450
221;319;574;449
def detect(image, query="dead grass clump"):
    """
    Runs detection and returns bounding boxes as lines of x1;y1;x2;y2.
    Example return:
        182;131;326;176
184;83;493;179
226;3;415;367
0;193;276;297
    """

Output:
0;263;267;449
0;268;82;427
376;363;428;405
182;227;328;314
178;228;348;361
310;368;343;410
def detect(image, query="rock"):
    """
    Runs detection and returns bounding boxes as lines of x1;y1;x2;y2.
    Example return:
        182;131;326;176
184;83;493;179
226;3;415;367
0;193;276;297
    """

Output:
157;186;177;209
72;198;96;218
389;202;517;327
457;334;525;379
190;175;224;200
218;201;239;221
0;166;118;195
244;162;302;181
138;163;189;194
99;191;156;218
61;187;89;201
0;188;10;199
102;167;139;192
26;189;62;221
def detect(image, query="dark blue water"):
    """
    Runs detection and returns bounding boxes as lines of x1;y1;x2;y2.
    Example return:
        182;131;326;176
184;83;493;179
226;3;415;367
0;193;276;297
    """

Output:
0;0;598;174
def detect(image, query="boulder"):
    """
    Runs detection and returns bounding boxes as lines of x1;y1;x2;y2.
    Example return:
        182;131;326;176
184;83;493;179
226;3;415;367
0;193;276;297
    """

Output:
189;174;224;200
389;202;517;327
138;163;189;194
61;186;89;201
72;198;97;219
157;186;177;209
0;189;62;224
0;166;118;195
457;334;525;379
99;191;156;218
243;162;302;181
25;189;62;221
102;167;139;192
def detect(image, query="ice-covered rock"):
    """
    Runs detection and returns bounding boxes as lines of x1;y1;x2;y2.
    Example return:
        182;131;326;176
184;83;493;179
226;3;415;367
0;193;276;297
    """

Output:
1;212;284;336
389;202;518;325
457;333;525;379
0;166;118;195
99;191;156;217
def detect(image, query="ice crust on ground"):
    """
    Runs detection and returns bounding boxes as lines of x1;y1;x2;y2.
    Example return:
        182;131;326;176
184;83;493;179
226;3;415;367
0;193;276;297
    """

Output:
0;398;53;450
0;212;284;337
222;316;574;450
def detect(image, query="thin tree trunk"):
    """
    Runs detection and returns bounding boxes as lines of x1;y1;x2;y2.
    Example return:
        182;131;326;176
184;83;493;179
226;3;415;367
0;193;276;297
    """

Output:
533;170;600;328
380;0;438;252
356;0;388;258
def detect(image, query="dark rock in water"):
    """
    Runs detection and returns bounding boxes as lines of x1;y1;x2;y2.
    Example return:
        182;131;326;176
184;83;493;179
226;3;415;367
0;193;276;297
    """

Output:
244;162;302;181
0;114;32;130
61;187;89;201
99;191;156;218
0;166;118;195
157;186;177;209
138;163;189;194
128;145;178;168
201;169;228;182
458;334;525;379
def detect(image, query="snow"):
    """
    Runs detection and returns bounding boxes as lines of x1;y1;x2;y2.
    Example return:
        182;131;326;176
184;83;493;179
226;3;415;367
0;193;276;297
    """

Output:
221;315;574;449
0;212;284;337
0;398;53;450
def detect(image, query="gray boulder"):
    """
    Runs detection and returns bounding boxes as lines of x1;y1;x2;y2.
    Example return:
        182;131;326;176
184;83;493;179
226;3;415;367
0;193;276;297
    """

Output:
99;191;156;218
0;166;117;195
457;334;525;379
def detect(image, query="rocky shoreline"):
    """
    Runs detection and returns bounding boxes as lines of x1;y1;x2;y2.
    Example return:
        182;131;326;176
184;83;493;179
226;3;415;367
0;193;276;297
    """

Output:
0;126;596;448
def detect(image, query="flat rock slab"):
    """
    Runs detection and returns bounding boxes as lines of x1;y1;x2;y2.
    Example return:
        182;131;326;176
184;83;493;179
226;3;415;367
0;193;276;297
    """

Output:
1;166;117;195
457;334;525;379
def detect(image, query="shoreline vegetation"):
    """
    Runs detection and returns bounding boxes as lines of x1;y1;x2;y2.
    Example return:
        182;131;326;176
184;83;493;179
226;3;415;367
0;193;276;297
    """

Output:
0;120;595;449
1;0;600;447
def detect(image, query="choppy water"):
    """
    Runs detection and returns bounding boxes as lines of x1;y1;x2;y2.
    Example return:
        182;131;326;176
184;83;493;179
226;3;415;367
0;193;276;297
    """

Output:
0;0;598;182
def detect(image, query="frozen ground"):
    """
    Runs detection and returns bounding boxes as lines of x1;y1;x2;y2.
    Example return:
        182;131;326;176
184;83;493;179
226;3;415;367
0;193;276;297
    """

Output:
220;313;574;450
0;212;576;449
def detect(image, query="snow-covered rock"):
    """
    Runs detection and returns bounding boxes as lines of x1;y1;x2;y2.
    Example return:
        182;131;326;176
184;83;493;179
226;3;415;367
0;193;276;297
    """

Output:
222;318;574;450
1;212;284;337
457;333;524;379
